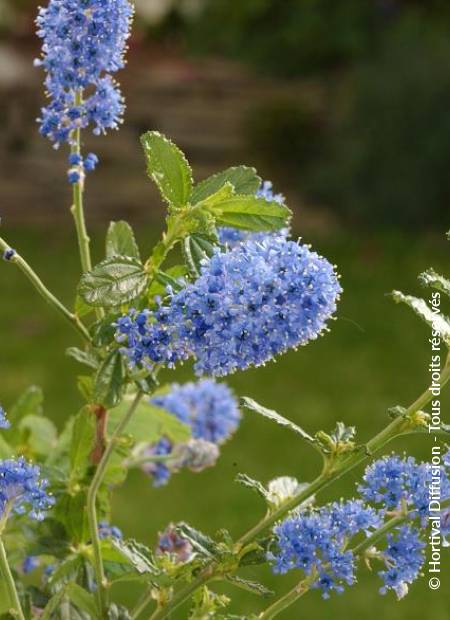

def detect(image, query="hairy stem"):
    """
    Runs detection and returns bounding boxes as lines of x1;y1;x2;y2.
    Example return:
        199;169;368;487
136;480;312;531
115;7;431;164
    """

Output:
151;363;450;619
258;576;314;620
0;236;91;342
0;538;25;620
87;391;144;618
70;91;92;275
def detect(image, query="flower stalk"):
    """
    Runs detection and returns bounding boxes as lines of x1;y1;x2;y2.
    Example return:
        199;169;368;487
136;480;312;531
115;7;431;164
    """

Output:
0;236;91;343
87;390;144;617
0;538;25;620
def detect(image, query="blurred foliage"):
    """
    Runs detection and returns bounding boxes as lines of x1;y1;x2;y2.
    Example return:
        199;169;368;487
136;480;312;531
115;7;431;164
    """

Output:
304;28;450;229
187;0;450;76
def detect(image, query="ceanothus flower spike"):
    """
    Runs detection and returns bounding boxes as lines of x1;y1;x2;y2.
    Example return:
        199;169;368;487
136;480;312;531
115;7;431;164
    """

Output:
117;237;342;377
269;500;381;598
0;458;54;522
141;380;240;486
36;0;134;147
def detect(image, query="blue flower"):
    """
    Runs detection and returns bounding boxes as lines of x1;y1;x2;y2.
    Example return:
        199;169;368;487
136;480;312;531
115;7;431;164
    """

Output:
152;380;240;444
35;0;134;146
378;525;425;599
22;556;40;574
218;180;288;247
157;524;193;563
359;454;450;521
0;458;54;522
142;380;239;486
2;249;16;262
0;406;10;430
269;500;381;598
117;237;342;377
98;521;123;540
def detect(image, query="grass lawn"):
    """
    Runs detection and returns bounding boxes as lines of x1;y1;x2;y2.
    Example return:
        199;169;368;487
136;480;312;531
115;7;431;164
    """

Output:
0;224;449;619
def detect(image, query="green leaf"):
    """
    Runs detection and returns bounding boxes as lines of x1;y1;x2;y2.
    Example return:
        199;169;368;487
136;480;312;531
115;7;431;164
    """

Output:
106;221;141;260
148;265;187;300
94;351;125;408
108;395;191;445
191;166;261;204
19;414;58;456
392;291;450;344
65;584;97;618
79;256;148;308
206;193;290;232
419;268;450;299
9;385;43;423
226;575;273;598
77;375;94;402
75;294;94;318
53;491;90;543
66;347;99;370
41;589;67;620
100;538;160;576
183;234;216;277
175;523;221;558
70;407;96;482
141;131;193;208
47;554;84;589
235;473;269;502
241;397;316;444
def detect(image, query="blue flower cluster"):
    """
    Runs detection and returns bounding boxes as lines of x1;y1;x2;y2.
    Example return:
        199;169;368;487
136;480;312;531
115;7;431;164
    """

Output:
116;237;342;377
378;525;425;599
36;0;133;146
0;458;54;521
358;454;450;522
270;500;381;598
270;453;450;599
218;181;287;247
0;406;9;429
141;380;240;486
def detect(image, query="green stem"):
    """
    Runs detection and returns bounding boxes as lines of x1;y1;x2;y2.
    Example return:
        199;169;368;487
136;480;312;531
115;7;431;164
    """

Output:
0;538;25;620
87;391;144;618
70;91;92;275
148;570;214;620
258;576;314;620
0;236;91;343
151;363;450;619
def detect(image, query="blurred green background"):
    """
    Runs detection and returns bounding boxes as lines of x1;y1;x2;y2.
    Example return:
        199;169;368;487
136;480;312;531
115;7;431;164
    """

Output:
1;1;450;618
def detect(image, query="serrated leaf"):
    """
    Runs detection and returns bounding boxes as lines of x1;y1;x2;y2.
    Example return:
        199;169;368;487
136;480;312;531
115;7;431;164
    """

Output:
94;351;125;408
235;473;270;502
64;583;97;618
226;575;273;598
108;395;191;445
100;538;160;576
242;397;315;444
192;166;261;204
70;407;96;481
183;234;216;277
53;491;90;543
175;523;220;558
148;265;187;300
141;131;193;208
66;347;99;370
419;268;450;298
19;415;58;456
208;195;291;232
392;291;450;343
79;256;148;308
106;221;141;260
